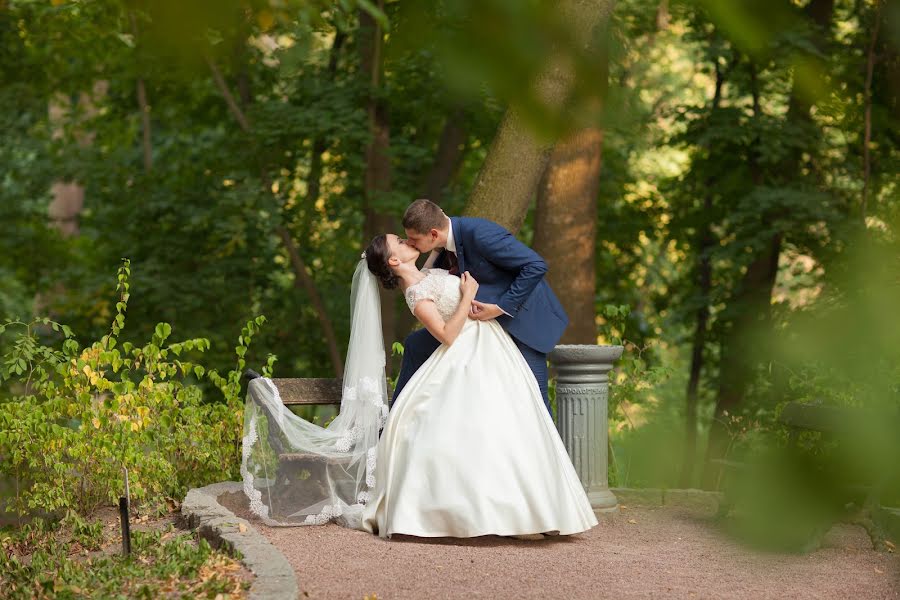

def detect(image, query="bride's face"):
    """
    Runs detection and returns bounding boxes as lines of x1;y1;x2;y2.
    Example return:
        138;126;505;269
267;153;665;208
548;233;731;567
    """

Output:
386;234;419;267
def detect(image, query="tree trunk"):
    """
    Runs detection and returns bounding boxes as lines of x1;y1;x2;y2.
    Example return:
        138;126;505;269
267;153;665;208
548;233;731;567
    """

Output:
861;0;884;221
359;4;398;371
47;81;107;237
532;128;602;344
656;0;670;31
679;57;725;488
463;0;613;234
422;108;468;204
531;0;612;342
679;205;713;488
702;233;782;488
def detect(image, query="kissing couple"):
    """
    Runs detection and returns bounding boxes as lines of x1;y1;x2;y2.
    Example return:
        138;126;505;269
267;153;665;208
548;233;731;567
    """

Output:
242;199;597;539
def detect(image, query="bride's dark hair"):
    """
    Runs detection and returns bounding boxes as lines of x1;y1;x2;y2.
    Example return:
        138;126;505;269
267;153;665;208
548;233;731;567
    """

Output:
364;235;401;290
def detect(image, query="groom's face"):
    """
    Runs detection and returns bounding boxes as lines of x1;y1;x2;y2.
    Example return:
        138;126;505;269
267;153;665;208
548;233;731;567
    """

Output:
404;228;439;253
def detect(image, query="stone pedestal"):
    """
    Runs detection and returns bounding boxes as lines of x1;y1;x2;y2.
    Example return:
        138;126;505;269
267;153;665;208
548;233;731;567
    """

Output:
550;344;624;514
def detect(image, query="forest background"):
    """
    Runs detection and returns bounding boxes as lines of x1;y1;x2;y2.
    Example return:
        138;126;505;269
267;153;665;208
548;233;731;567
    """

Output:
2;0;898;500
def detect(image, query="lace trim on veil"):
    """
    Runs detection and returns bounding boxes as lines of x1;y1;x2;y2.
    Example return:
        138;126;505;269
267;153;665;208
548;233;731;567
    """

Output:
241;259;387;528
241;376;385;526
241;411;270;520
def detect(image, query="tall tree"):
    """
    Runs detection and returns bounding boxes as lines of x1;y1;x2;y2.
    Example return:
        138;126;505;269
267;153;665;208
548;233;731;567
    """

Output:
533;128;603;344
533;0;615;344
463;0;613;234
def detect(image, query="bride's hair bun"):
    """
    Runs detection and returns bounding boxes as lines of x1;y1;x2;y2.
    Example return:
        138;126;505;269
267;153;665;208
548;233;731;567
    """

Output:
364;235;400;290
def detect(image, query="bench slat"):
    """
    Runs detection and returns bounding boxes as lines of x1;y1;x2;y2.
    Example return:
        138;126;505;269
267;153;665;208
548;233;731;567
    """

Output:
245;371;392;406
274;378;343;405
278;453;354;464
779;401;859;433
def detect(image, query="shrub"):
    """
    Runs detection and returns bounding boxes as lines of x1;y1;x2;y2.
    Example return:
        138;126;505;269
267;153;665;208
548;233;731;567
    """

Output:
0;259;275;519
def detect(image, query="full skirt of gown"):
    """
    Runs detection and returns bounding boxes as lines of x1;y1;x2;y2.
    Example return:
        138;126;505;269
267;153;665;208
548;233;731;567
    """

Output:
361;319;598;538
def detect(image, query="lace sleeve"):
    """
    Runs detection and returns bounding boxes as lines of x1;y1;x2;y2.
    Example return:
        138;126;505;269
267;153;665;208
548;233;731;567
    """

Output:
405;275;436;314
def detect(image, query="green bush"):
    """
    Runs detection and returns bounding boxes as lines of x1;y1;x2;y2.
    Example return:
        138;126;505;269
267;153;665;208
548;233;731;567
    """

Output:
0;259;275;519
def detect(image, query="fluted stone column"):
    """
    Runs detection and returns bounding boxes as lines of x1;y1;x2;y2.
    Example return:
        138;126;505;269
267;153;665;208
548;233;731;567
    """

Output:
550;344;623;514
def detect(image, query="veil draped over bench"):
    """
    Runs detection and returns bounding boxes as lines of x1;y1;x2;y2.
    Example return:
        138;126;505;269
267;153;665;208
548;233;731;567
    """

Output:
241;259;388;527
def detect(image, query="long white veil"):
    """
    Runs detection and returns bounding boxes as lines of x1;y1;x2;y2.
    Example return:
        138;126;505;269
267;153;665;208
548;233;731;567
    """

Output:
240;259;388;527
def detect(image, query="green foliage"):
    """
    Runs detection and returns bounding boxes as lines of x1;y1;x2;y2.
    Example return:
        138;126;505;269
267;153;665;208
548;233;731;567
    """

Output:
0;519;249;599
715;227;900;550
602;303;672;417
601;303;677;487
0;260;271;519
1;0;898;507
387;341;405;393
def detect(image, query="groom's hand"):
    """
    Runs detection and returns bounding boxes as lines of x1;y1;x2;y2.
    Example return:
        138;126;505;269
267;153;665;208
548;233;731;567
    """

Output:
469;300;504;321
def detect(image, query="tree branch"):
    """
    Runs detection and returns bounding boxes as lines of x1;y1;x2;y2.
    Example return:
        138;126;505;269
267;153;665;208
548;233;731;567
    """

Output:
861;0;884;221
206;55;345;377
206;56;251;132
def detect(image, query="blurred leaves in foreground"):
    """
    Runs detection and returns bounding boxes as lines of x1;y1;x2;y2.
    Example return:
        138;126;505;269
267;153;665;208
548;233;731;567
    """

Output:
719;220;900;552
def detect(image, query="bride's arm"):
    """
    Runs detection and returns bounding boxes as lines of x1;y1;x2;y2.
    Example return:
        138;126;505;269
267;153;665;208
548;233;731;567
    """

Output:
413;301;467;346
413;272;478;346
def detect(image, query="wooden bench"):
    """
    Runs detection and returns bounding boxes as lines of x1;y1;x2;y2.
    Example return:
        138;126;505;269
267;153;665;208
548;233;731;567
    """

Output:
714;400;891;551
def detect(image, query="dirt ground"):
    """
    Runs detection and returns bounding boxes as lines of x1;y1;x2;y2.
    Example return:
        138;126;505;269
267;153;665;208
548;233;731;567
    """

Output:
220;492;899;600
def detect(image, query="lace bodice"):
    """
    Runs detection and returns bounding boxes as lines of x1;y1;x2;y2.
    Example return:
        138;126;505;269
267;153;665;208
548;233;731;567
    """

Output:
404;268;462;321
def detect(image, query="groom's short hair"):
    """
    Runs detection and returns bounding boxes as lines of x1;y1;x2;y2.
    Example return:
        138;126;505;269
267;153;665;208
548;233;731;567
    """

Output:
403;199;446;234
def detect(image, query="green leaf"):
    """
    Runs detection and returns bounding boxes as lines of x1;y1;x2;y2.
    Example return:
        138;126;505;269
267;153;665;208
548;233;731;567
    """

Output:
115;33;135;47
154;323;172;340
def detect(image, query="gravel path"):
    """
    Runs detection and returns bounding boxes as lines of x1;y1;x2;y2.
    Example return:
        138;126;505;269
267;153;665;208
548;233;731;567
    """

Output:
220;492;899;599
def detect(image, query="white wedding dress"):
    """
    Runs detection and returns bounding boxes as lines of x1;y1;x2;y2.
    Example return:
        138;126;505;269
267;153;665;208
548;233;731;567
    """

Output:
360;268;598;538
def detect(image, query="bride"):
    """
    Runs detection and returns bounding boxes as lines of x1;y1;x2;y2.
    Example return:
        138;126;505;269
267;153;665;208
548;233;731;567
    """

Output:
240;234;597;538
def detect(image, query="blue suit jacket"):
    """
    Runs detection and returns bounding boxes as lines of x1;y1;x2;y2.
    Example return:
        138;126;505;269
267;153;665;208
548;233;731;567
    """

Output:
432;217;568;354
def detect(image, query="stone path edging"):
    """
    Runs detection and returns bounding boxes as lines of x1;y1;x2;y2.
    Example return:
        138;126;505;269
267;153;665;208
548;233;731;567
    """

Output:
612;487;723;511
180;481;297;600
875;506;900;543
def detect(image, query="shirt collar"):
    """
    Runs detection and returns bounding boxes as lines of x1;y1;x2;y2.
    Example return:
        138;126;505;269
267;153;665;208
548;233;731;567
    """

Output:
444;217;456;253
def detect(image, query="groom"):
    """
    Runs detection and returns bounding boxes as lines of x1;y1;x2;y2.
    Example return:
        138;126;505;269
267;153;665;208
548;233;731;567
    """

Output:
393;199;568;412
